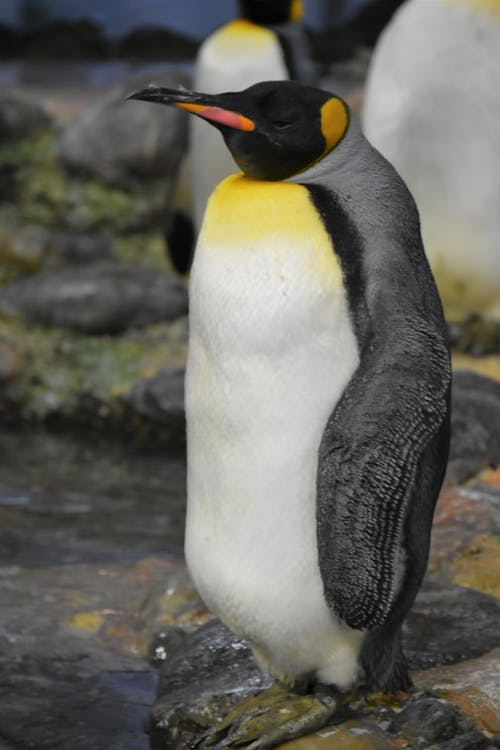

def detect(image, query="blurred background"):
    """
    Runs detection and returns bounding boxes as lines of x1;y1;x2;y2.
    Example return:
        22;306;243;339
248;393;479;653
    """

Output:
1;2;499;749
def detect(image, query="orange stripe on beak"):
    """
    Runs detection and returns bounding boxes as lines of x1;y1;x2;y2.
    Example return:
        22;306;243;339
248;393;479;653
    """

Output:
176;102;255;132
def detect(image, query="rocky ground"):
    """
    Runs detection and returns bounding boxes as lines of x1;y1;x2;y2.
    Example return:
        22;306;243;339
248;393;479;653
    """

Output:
1;60;500;750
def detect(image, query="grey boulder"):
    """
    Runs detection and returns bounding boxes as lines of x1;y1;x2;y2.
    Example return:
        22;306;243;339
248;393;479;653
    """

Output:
0;92;53;142
0;262;188;334
57;69;190;186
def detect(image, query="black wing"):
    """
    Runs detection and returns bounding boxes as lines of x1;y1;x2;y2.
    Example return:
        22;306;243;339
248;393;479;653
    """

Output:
307;180;451;632
317;321;450;631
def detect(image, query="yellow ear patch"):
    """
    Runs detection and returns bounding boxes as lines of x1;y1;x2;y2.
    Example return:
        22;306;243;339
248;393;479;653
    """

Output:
289;0;304;21
320;97;349;155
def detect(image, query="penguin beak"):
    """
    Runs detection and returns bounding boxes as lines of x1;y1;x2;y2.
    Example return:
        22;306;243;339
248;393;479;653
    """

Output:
127;86;255;132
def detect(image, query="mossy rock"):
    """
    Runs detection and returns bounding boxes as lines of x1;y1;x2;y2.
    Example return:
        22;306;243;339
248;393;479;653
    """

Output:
0;132;172;233
0;315;187;433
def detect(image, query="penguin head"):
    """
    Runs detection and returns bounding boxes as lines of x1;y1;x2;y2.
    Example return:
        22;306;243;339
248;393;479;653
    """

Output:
238;0;304;24
128;80;349;181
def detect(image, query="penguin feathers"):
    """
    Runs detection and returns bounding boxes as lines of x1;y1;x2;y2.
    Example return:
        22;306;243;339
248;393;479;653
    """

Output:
130;80;451;693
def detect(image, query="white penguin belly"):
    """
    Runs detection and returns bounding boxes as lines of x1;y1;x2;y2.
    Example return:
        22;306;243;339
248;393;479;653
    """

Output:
185;176;363;687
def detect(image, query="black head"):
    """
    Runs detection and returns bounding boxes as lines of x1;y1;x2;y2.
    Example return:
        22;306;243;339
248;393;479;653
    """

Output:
238;0;303;24
128;80;349;181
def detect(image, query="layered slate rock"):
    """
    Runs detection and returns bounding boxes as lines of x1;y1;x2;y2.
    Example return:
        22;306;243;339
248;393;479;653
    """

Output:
0;262;188;334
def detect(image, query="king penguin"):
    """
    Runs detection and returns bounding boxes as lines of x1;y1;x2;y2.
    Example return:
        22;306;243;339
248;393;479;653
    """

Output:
130;80;451;748
362;0;500;322
190;0;316;234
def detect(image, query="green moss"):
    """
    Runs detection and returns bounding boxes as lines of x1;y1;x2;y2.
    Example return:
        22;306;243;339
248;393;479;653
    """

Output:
0;131;170;233
0;316;187;421
113;233;169;272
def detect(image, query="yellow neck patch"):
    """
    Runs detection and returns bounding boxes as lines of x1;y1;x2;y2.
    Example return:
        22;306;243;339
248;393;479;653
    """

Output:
289;0;304;21
446;0;500;17
200;174;342;287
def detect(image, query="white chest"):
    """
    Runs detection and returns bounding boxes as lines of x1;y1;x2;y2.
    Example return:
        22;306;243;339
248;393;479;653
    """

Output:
184;176;362;685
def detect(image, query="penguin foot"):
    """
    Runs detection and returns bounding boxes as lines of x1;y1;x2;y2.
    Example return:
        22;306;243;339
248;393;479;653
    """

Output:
199;682;340;750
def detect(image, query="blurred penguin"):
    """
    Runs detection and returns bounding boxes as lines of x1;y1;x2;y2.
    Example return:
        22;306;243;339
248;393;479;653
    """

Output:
362;0;500;322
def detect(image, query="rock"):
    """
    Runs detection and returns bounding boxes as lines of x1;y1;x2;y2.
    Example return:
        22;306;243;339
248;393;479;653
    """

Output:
429;730;495;750
151;579;500;748
452;534;500;599
0;262;188;334
57;69;189;187
150;619;272;750
415;649;500;735
49;229;113;264
130;367;185;429
429;483;500;580
447;370;500;483
388;694;463;743
404;579;500;671
0;92;52;142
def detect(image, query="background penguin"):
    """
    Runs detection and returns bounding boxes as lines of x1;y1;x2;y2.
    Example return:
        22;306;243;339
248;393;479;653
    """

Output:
362;0;500;323
130;80;451;748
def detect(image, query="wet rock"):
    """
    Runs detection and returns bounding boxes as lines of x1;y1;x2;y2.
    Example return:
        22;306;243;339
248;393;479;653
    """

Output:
429;730;495;750
404;579;500;670
415;649;500;735
57;69;189;187
0;92;52;142
150;579;500;748
0;262;188;334
150;619;272;750
388;694;463;743
447;370;500;483
130;366;185;429
429;483;500;580
274;721;403;749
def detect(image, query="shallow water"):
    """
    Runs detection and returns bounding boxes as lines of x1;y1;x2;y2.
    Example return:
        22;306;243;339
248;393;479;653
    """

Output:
0;428;187;749
0;428;187;566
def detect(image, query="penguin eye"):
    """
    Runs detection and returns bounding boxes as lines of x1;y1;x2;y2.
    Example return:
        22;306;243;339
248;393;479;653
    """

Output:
272;120;292;129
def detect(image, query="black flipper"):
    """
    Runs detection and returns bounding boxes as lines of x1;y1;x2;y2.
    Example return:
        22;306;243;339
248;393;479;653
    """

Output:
307;182;451;690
